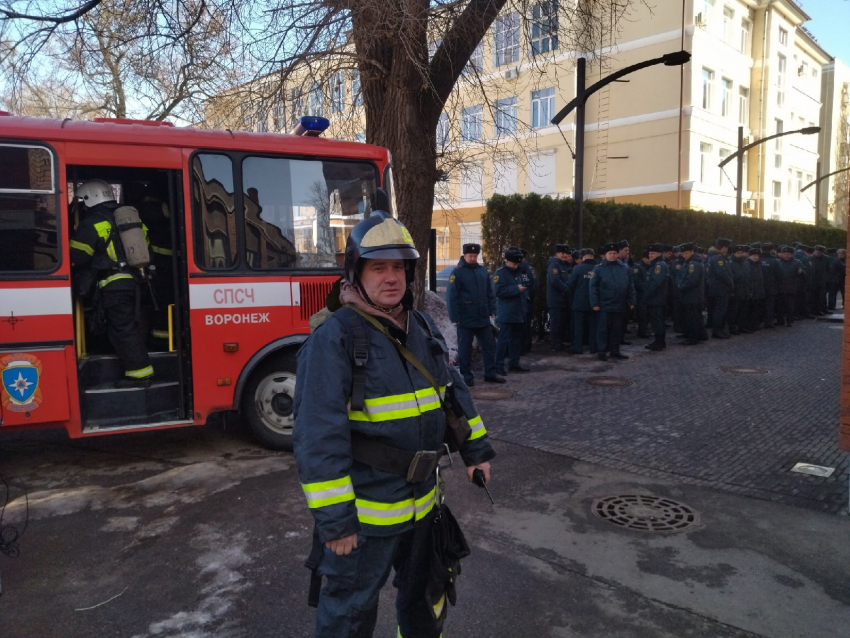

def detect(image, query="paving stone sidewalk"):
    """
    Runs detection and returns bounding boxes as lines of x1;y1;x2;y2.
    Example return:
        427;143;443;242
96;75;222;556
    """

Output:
468;318;850;514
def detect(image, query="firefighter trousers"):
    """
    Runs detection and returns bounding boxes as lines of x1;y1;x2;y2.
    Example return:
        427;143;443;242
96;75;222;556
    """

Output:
315;523;443;638
101;288;154;379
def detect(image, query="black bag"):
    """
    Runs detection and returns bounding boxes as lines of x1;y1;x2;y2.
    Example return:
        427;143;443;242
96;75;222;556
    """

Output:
425;501;471;628
73;268;100;304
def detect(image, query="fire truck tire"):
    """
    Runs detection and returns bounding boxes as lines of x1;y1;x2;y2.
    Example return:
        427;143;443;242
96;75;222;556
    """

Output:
242;354;297;451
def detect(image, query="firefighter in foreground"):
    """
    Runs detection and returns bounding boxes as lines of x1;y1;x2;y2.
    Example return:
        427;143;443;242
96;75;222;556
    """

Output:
293;210;496;638
70;180;154;387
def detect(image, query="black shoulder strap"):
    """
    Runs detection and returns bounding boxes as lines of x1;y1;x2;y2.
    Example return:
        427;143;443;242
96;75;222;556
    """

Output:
332;307;369;412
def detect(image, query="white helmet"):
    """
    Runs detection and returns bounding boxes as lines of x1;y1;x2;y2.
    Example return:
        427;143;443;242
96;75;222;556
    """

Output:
76;179;117;208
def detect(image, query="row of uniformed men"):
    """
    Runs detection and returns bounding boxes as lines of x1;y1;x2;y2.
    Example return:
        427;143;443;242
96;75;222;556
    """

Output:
448;238;846;383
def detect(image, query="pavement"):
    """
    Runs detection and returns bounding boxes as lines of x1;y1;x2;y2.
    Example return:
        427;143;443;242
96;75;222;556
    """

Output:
0;317;848;637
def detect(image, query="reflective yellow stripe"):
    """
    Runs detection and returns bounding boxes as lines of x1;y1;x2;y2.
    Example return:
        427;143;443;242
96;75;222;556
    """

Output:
70;240;94;256
151;329;170;339
125;365;153;379
151;245;172;256
98;273;134;288
414;486;437;521
302;476;355;509
93;220;118;261
356;496;415;526
348;386;446;423
467;414;486;441
432;593;446;618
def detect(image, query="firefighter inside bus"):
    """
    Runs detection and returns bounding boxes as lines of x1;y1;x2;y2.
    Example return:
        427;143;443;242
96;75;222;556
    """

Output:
124;180;175;349
70;180;156;388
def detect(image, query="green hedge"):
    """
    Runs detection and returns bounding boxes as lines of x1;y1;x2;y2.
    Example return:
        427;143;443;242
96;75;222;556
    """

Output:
482;194;847;331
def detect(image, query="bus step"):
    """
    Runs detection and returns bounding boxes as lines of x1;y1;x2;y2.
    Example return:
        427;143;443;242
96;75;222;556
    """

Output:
83;380;182;428
78;352;179;388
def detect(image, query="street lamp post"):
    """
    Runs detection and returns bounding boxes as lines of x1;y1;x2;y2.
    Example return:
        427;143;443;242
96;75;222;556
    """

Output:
719;125;821;220
551;50;691;248
801;164;850;226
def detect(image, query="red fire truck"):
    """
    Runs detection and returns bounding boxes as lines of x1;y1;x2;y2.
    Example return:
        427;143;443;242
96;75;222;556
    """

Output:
0;113;395;449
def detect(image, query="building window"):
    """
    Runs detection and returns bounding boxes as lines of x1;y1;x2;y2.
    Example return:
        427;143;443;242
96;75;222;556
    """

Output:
290;87;306;128
428;38;442;61
493;156;518;195
801;60;808;78
776;53;786;106
723;7;734;43
721;78;733;117
773;181;781;213
775;119;783;147
700;142;713;183
460;163;484;201
493;13;520;67
738;86;749;125
255;105;268;132
461;105;483;141
308;82;324;117
779;27;788;46
812;68;818;80
495;96;518;135
528;152;555;194
700;0;715;25
718;148;730;186
739;18;752;54
355;131;366;143
531;87;555;128
796;171;803;201
463;42;484;76
330;72;345;113
273;96;286;131
351;70;362;107
437;112;450;147
702;68;714;111
530;2;558;56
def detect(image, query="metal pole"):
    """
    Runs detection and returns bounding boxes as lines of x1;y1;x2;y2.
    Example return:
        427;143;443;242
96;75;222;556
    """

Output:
677;0;685;209
575;57;586;248
815;160;821;227
736;126;744;220
429;228;437;292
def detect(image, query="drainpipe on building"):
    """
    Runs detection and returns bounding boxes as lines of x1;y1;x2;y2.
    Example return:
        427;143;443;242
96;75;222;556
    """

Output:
677;0;686;209
756;1;775;218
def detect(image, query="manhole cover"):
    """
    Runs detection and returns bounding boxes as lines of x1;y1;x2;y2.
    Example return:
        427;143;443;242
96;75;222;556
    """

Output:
720;366;769;375
469;388;515;401
585;376;635;387
592;495;700;533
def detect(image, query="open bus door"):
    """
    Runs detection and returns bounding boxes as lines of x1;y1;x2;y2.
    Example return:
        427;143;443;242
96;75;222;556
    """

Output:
68;165;192;433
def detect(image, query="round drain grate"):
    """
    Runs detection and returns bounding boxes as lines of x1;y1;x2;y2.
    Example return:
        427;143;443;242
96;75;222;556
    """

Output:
585;376;635;387
720;366;769;375
592;495;700;533
469;387;515;401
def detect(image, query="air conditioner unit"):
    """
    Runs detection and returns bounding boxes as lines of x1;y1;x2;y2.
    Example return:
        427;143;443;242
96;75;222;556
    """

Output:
503;68;519;80
744;199;756;211
694;12;706;27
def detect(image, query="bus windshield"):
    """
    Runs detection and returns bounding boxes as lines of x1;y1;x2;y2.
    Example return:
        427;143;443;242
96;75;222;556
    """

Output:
193;153;378;270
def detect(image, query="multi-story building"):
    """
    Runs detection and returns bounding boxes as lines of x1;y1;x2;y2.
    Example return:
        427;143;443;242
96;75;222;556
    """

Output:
819;58;850;228
207;0;838;263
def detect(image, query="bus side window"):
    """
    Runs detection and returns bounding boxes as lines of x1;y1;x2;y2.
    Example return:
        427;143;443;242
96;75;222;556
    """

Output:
192;154;237;270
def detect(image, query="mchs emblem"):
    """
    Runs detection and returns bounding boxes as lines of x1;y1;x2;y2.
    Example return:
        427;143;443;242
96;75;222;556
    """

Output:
1;353;43;413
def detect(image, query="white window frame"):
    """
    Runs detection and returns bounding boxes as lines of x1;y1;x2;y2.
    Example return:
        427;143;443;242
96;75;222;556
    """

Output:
493;13;520;67
719;148;731;186
702;68;714;111
272;96;286;131
700;142;713;183
531;87;555;129
779;27;788;46
437;112;450;147
495;96;518;135
330;72;345;114
463;42;484;76
723;6;734;44
773;181;782;213
308;82;324;117
738;86;749;125
721;78;732;117
461;105;483;141
739;17;752;54
530;1;559;56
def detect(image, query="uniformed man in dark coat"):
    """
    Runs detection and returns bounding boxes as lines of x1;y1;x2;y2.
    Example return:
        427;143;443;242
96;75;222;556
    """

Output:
676;243;704;346
794;245;812;319
516;248;537;353
809;245;829;315
494;248;530;373
568;249;598;355
644;244;669;351
777;246;805;326
447;243;504;386
833;249;847;310
705;238;733;339
590;243;635;361
670;245;685;334
633;250;650;338
546;243;572;351
728;244;752;334
760;242;781;328
747;247;765;331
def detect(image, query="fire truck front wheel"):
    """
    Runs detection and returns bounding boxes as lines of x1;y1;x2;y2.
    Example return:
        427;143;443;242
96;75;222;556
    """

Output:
243;356;297;451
